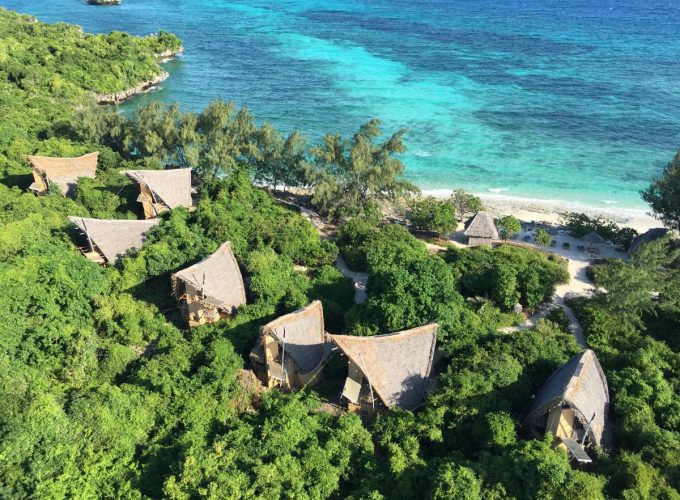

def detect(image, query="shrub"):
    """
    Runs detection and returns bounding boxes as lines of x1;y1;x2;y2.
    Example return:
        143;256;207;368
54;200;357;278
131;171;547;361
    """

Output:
407;196;457;236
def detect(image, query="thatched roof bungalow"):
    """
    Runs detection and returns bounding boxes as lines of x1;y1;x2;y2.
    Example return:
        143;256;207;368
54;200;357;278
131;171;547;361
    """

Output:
68;216;159;265
582;231;606;245
250;301;331;390
464;211;499;246
171;242;246;327
123;169;194;219
629;228;669;254
522;349;610;463
330;324;438;414
26;152;98;197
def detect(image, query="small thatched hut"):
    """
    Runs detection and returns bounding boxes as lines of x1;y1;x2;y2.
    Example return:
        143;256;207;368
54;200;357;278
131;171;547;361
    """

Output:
582;231;606;245
26;152;98;197
171;242;246;327
123;169;194;219
629;227;669;254
250;301;330;390
68;216;159;265
330;324;438;414
464;211;499;246
522;349;610;463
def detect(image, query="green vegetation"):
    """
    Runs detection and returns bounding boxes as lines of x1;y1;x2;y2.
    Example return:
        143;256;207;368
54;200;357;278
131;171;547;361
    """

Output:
0;8;679;499
569;236;680;497
497;214;521;240
642;149;680;230
450;188;484;221
0;8;180;181
561;211;639;250
407;195;457;235
535;227;553;247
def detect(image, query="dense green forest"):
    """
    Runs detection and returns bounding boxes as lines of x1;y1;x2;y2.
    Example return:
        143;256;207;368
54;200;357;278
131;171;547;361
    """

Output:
1;8;679;498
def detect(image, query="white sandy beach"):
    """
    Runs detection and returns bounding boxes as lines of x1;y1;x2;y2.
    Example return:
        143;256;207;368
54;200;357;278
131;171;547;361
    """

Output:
423;189;665;234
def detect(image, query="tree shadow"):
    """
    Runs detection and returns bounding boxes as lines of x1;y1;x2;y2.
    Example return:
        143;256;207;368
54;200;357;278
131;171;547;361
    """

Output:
1;172;32;190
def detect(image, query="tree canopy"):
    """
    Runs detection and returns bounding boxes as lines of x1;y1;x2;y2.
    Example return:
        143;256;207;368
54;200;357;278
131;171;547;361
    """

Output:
642;149;680;230
1;8;679;499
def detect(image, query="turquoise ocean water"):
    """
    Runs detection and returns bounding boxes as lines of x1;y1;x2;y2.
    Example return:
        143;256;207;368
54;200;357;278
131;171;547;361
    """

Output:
4;0;680;209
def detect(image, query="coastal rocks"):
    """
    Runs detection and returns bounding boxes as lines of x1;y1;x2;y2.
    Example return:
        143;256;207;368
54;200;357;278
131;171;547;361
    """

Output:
87;0;122;5
96;71;168;105
96;46;183;104
158;46;184;63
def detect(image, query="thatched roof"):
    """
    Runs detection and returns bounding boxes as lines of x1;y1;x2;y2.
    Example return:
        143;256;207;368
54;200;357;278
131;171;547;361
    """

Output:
68;216;159;263
523;349;610;448
330;324;438;410
26;152;98;196
629;228;669;254
172;241;246;311
261;301;326;373
464;212;499;239
582;231;606;244
123;169;192;209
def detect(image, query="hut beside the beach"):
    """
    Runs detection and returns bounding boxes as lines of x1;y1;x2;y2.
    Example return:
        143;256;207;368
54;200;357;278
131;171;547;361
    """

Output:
123;169;194;219
629;228;669;254
464;211;499;246
522;349;610;464
171;242;246;327
582;231;606;245
250;301;330;390
330;324;438;415
26;152;98;198
68;216;159;265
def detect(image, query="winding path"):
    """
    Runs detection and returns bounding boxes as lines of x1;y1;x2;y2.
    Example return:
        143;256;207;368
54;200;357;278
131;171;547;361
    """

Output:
335;256;368;305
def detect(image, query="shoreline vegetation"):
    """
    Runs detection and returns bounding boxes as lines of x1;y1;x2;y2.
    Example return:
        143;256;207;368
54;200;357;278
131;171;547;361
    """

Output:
96;47;183;104
1;7;680;499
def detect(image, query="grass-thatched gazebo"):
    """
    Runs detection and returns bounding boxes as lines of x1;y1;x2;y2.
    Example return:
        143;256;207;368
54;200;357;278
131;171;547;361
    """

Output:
26;152;98;197
629;227;668;254
68;216;159;265
330;324;438;415
250;300;331;390
171;241;246;327
582;231;606;245
123;169;194;219
522;349;610;463
464;211;499;246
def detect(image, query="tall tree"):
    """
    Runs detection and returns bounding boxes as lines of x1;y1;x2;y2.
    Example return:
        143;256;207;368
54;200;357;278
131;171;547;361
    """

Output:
593;237;679;327
642;149;680;230
450;189;483;221
310;119;417;217
252;125;308;191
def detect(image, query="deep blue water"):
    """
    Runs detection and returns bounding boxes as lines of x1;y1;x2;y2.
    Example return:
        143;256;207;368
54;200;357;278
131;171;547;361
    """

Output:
4;0;680;209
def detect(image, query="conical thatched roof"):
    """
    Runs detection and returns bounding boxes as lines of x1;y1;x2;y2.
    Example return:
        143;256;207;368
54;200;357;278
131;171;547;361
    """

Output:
68;216;159;263
172;241;246;312
330;324;438;410
27;152;98;196
582;231;606;244
629;228;668;254
123;169;192;209
523;349;610;448
464;211;499;239
261;301;326;373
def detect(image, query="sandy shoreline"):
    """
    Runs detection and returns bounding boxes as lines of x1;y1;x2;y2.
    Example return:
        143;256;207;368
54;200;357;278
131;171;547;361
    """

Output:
423;189;664;234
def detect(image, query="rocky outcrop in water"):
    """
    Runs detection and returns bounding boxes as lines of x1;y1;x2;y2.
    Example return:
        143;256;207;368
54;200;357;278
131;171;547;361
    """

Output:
96;71;168;104
87;0;122;5
95;46;182;104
